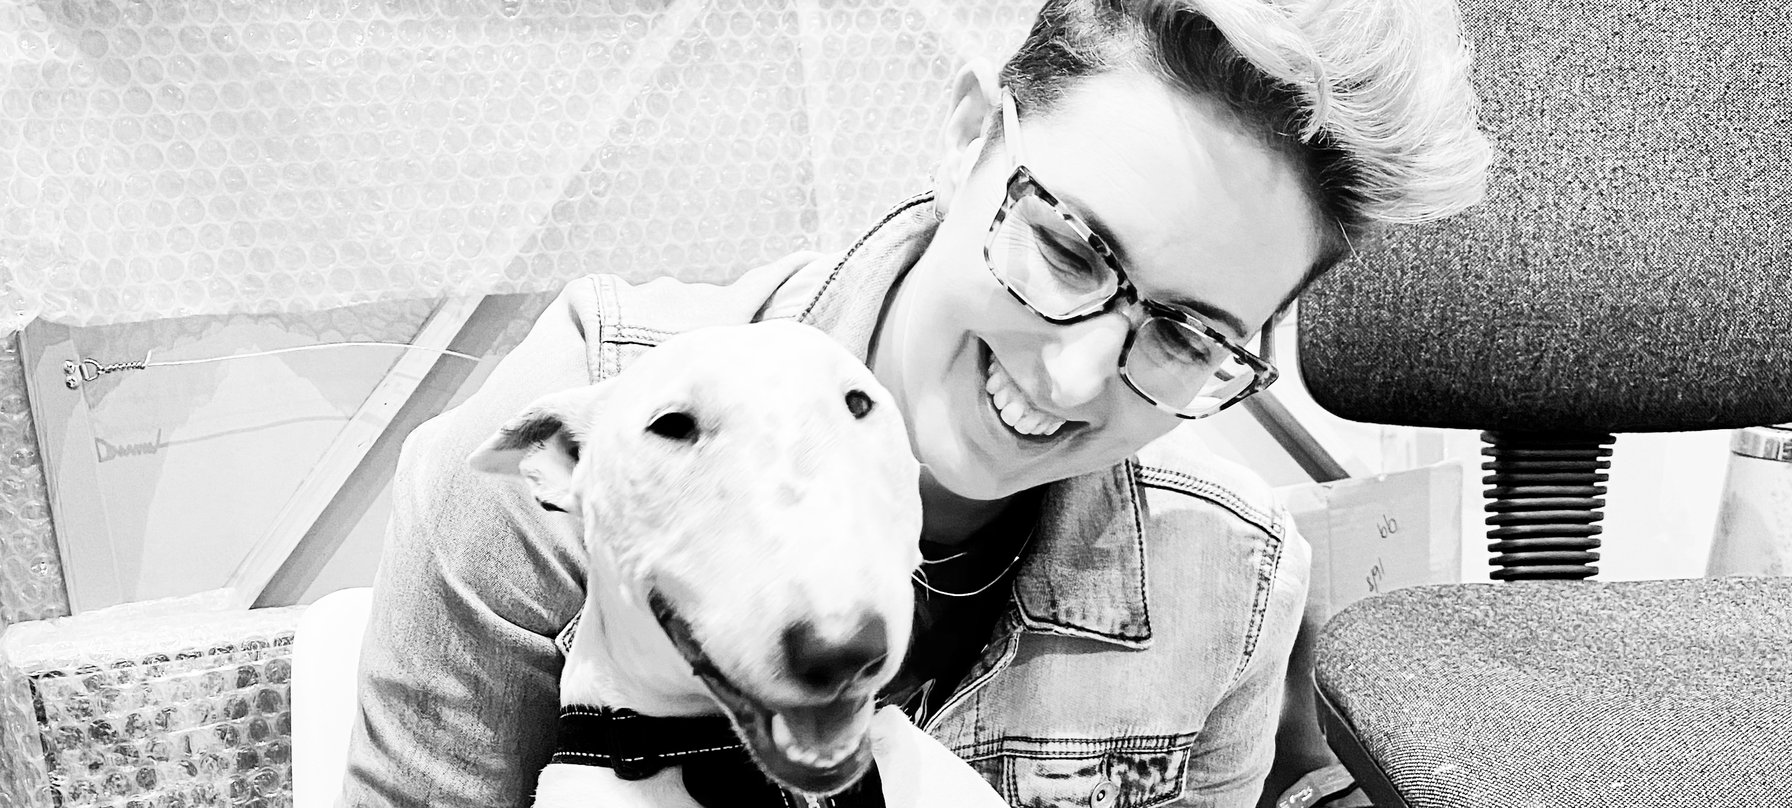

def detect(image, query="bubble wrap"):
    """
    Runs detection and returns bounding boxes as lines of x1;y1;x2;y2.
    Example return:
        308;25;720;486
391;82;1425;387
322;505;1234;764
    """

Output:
0;597;302;808
0;637;53;808
0;0;1042;331
0;332;67;628
0;0;1042;796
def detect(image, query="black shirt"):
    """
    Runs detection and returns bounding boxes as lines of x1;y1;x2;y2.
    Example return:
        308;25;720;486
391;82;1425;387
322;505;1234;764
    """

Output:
880;488;1044;723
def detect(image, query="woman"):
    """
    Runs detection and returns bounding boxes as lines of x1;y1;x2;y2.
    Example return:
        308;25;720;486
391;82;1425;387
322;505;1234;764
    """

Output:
343;1;1488;805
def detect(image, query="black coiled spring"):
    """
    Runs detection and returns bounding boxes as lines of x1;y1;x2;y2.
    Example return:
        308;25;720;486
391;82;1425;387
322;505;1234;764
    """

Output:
1481;431;1614;580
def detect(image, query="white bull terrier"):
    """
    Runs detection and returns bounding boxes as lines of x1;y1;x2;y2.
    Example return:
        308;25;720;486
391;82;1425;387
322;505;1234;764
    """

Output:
469;321;1007;808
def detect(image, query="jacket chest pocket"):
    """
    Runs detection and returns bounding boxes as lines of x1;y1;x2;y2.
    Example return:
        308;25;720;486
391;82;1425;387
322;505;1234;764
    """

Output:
970;741;1192;808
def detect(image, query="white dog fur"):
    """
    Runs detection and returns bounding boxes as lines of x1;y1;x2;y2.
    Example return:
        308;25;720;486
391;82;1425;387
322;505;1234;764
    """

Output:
469;321;1004;807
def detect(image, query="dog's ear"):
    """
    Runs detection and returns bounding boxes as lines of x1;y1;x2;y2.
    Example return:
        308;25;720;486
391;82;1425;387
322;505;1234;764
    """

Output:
468;384;609;514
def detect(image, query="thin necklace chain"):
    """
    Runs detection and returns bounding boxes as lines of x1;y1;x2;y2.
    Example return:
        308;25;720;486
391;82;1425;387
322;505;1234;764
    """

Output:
913;523;1039;599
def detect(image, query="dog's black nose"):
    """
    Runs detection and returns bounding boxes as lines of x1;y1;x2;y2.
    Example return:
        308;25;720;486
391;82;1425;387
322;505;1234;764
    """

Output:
782;615;888;694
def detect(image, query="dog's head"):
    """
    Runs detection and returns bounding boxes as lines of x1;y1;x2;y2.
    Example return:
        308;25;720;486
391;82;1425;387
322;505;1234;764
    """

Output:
469;320;922;794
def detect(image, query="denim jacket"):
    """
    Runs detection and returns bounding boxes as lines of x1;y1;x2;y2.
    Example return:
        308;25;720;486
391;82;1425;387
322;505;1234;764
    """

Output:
343;195;1309;808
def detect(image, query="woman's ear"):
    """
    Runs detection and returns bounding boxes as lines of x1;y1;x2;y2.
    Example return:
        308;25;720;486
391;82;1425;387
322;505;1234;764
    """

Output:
932;58;1001;219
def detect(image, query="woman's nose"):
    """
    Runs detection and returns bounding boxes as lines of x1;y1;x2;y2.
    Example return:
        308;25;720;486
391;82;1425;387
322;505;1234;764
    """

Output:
1038;309;1133;411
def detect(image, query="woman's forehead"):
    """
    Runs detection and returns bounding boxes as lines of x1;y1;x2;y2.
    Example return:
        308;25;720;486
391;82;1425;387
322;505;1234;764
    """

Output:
1012;71;1325;336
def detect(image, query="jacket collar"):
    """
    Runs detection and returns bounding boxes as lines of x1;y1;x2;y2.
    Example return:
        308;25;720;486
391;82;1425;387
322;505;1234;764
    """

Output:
784;195;1153;650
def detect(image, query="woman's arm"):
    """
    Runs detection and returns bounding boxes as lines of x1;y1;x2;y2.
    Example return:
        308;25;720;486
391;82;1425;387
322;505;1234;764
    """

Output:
339;284;599;808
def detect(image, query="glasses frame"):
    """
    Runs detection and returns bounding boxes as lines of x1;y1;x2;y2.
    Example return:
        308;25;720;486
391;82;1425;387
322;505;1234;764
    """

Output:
981;88;1281;420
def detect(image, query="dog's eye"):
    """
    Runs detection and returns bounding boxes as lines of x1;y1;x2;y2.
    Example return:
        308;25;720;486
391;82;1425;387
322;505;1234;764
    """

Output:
844;389;873;419
647;411;699;442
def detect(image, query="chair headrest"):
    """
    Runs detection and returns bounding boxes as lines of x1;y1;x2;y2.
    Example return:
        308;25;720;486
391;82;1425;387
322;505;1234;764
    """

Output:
1299;3;1792;433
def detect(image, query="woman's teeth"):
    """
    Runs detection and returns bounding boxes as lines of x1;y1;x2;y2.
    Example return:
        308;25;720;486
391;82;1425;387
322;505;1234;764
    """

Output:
985;358;1066;437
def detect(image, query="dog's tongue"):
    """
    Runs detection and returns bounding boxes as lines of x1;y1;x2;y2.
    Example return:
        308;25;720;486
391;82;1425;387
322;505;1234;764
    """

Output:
769;699;874;768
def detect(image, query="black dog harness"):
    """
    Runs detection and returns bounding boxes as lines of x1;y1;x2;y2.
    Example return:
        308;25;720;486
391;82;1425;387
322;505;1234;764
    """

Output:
552;705;885;808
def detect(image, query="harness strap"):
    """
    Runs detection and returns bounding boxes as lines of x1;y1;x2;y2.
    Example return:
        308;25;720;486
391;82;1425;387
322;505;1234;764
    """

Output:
551;705;745;779
551;705;885;808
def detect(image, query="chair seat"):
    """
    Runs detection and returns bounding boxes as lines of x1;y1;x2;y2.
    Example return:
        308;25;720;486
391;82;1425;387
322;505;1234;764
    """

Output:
1314;577;1792;807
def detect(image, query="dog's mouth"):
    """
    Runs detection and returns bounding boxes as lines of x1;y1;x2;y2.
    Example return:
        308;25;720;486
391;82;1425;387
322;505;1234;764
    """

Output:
648;591;876;796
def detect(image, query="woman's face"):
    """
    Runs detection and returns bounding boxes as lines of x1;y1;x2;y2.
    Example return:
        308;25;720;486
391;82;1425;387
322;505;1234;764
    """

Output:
870;69;1327;502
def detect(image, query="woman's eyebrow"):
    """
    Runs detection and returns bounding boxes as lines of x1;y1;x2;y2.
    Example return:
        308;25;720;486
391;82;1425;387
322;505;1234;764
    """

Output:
1160;295;1249;340
1056;192;1135;268
1054;192;1250;338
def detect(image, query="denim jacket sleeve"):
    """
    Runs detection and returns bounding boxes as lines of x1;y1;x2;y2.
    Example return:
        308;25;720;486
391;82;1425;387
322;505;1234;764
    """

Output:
338;281;599;808
1175;516;1310;807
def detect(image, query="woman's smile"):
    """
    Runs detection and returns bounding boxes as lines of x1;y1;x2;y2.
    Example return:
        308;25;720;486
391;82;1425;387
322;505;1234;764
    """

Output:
982;342;1071;438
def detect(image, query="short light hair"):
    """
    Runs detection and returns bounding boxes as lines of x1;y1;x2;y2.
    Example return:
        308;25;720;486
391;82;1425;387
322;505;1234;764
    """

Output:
998;0;1492;271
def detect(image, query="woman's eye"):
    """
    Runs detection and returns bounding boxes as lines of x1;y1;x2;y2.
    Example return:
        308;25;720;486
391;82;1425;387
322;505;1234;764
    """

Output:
1170;329;1208;355
1040;234;1099;276
1187;337;1224;365
1157;324;1217;363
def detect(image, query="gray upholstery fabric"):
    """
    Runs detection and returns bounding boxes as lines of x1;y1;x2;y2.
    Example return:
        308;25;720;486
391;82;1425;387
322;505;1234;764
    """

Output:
1315;578;1792;805
1298;2;1792;432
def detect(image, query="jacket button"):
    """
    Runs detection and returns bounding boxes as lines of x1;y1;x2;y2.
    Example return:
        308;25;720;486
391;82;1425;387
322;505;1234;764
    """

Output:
1089;779;1119;808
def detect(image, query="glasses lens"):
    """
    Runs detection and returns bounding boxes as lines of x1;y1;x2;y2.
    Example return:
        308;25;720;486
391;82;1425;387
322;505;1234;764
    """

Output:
1126;317;1260;415
989;193;1117;319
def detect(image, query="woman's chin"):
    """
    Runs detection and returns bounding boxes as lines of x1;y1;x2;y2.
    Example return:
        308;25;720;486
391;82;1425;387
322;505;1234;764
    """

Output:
919;455;1023;503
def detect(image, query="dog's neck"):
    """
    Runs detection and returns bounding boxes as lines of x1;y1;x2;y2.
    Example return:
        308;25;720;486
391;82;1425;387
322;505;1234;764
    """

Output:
560;554;718;716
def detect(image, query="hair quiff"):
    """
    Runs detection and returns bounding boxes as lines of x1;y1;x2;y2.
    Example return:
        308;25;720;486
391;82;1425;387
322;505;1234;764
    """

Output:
1000;0;1491;254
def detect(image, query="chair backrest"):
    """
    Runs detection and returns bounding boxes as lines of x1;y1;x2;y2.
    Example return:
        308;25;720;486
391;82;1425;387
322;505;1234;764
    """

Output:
1298;2;1792;435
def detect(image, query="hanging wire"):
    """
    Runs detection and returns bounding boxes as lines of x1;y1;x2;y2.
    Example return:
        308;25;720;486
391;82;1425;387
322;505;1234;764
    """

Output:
63;342;482;389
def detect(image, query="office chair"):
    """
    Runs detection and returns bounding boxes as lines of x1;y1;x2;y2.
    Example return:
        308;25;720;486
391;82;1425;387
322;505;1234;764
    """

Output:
1296;2;1792;805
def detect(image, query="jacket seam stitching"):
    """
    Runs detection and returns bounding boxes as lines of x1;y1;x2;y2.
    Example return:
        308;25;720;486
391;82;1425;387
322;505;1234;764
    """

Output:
1013;462;1155;646
611;325;675;342
1144;748;1193;808
1234;522;1284;686
977;733;1197;747
923;622;1021;735
1123;458;1152;639
595;275;621;381
1132;464;1286;684
795;193;932;324
1134;466;1280;536
1014;619;1148;646
954;733;1199;760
